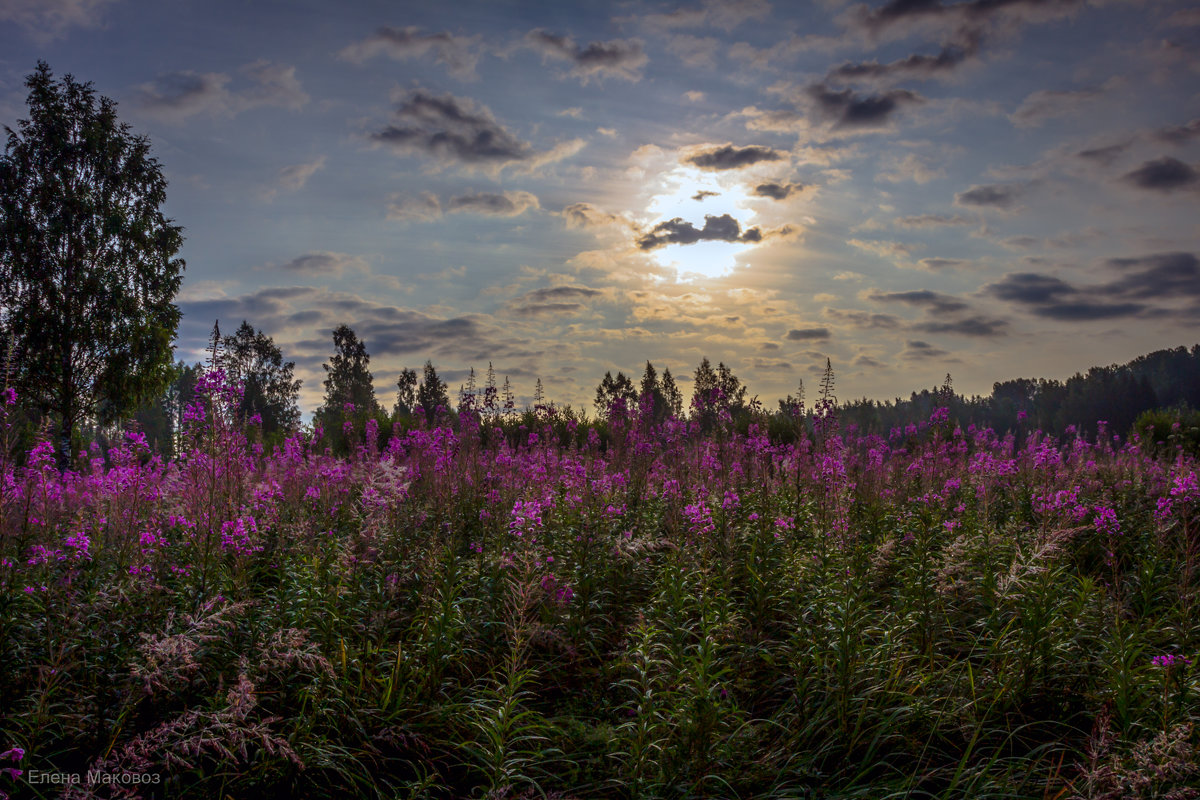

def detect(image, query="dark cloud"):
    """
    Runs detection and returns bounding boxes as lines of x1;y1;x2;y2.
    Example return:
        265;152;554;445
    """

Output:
525;286;603;302
1031;301;1145;321
955;182;1025;209
983;271;1146;321
636;213;762;250
852;0;1086;37
865;289;969;314
805;83;923;129
1120;157;1199;192
912;318;1008;337
1104;252;1200;299
787;327;831;341
822;308;903;329
561;202;624;228
826;36;979;84
275;252;367;276
749;358;793;370
446;190;540;216
524;29;647;83
512;303;584;316
753;182;803;200
902;340;950;360
985;273;1074;304
339;26;481;79
684;144;785;170
1076;142;1131;166
692;190;721;201
918;257;966;270
895;213;973;228
371;89;532;166
1154;119;1200;145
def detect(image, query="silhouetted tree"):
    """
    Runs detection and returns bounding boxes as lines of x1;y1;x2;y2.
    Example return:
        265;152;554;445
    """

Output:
0;62;185;466
393;368;417;418
595;370;636;416
417;360;448;422
216;320;301;438
315;325;380;434
661;367;683;418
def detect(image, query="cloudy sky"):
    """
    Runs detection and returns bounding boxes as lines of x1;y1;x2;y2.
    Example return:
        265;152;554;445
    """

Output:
2;0;1198;415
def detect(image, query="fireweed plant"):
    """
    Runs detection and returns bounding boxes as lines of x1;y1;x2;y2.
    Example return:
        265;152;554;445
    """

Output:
0;367;1198;799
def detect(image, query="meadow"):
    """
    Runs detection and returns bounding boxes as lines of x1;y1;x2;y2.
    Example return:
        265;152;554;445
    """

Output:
0;371;1198;799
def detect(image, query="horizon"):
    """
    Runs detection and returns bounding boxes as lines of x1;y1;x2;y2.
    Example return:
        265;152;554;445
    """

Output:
2;0;1198;419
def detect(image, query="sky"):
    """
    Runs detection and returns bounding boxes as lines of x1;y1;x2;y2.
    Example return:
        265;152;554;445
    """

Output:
2;0;1199;417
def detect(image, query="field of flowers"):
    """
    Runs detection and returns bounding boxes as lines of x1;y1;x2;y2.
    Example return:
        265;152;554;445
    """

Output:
1;372;1198;799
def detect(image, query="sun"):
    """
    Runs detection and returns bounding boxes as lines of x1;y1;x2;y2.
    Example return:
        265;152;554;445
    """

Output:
643;166;760;281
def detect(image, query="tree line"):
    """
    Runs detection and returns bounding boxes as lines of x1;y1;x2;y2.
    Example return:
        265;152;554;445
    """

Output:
3;62;1199;466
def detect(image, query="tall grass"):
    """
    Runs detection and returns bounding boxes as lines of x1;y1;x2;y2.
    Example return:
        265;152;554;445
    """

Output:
0;374;1197;798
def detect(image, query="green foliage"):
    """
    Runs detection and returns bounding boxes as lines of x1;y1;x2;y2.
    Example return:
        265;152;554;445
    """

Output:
0;61;184;465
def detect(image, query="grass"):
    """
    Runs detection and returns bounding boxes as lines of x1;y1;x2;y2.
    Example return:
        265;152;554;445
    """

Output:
0;378;1198;798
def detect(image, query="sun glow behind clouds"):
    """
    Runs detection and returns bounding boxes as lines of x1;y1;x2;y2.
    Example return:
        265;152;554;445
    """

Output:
644;166;759;280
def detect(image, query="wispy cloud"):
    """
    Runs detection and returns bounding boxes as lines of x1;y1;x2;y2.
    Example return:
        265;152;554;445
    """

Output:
137;60;308;122
523;29;647;83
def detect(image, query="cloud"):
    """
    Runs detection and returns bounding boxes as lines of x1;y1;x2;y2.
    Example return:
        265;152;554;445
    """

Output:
639;0;772;31
848;238;917;260
683;143;786;170
822;307;902;329
692;190;721;201
901;340;950;360
508;285;604;316
369;89;578;172
561;202;627;229
339;26;482;80
637;214;763;250
273;251;369;277
684;90;707;102
0;0;116;42
666;34;722;68
805;83;924;129
1154;118;1200;145
1104;252;1200;299
1075;141;1131;166
983;272;1146;321
955;182;1025;209
137;60;308;122
262;156;325;200
786;327;831;340
524;29;647;83
753;181;803;199
878;152;944;184
1120;157;1199;192
387;192;443;222
1009;86;1102;128
525;286;603;302
912;318;1007;337
918;257;966;270
865;288;969;314
850;0;1088;40
446;190;540;217
895;213;972;228
826;37;979;84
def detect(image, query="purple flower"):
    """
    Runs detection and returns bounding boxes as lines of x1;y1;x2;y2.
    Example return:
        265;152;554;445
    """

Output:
1152;653;1192;668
